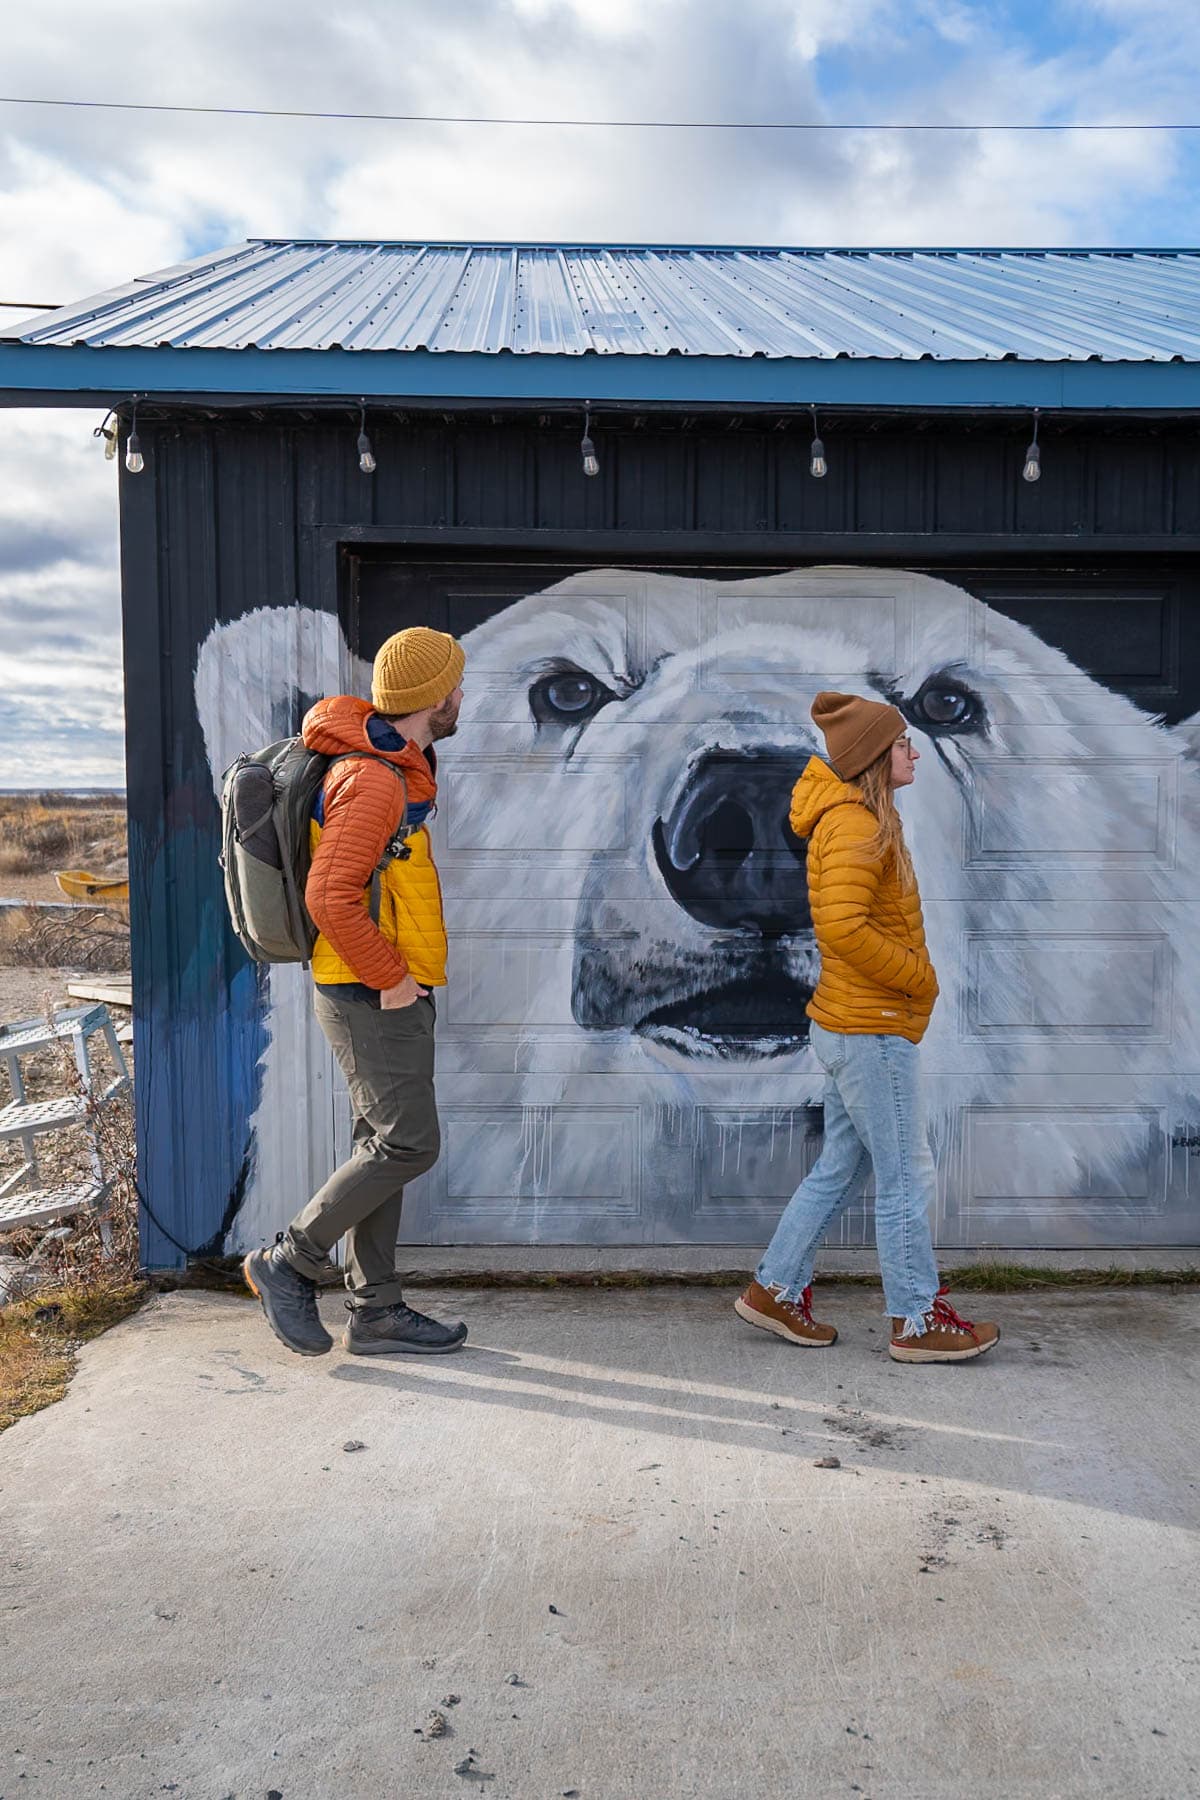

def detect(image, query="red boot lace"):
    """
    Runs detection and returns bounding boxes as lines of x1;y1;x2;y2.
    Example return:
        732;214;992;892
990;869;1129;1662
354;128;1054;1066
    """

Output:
929;1287;976;1335
762;1282;818;1326
784;1285;816;1326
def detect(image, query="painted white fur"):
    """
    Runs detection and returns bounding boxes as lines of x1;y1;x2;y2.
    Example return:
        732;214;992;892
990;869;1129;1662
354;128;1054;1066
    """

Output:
194;603;348;1250
194;573;1200;1246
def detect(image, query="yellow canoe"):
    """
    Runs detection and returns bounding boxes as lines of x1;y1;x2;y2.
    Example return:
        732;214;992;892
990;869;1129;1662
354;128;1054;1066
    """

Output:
54;869;130;905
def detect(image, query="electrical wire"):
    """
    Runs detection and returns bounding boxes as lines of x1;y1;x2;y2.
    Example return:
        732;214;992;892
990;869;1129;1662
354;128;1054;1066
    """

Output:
0;94;1196;131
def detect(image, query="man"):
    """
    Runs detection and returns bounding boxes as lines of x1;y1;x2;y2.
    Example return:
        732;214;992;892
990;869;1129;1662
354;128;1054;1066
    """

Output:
244;626;468;1358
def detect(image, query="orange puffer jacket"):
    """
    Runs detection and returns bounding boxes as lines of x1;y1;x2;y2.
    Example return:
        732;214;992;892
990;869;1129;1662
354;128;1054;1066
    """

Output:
791;757;938;1045
302;696;447;991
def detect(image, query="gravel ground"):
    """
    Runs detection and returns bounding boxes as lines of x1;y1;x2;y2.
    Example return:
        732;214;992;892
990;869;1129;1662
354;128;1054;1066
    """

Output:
0;965;77;1023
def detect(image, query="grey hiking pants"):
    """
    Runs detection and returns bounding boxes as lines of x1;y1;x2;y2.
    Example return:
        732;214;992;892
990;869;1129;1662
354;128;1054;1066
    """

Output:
281;989;440;1306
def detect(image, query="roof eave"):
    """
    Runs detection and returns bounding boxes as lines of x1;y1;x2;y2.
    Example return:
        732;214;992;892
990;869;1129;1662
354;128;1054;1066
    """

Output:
2;342;1199;412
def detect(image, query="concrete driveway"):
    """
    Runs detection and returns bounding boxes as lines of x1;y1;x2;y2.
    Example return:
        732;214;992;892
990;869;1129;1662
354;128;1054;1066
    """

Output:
2;1283;1197;1800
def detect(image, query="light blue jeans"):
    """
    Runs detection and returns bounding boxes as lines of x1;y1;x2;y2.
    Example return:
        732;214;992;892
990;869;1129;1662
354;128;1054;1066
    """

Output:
756;1022;940;1334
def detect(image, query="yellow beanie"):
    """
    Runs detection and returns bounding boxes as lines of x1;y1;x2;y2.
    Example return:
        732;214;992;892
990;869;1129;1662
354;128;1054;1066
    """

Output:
371;627;465;715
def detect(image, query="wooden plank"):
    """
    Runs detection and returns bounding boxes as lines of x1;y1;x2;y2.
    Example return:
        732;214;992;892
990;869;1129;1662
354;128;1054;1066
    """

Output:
66;979;133;1009
0;897;100;912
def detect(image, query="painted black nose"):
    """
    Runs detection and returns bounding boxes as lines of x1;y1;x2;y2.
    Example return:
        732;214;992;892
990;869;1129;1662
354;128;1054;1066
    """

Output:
652;749;810;936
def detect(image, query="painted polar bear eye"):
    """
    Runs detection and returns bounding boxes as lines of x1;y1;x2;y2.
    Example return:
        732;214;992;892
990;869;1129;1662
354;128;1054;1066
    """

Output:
908;675;984;734
529;665;615;728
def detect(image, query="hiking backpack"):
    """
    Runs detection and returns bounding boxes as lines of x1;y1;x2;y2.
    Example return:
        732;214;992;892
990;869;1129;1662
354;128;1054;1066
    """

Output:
219;738;410;965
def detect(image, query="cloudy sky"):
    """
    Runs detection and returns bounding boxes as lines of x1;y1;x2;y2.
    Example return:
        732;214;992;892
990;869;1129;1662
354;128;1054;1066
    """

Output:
2;0;1198;787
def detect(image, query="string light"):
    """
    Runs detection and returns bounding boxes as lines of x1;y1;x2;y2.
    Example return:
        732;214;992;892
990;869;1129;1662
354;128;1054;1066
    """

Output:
809;406;827;479
1022;410;1042;482
580;407;599;478
93;410;118;461
356;401;376;475
124;399;144;474
86;395;1069;495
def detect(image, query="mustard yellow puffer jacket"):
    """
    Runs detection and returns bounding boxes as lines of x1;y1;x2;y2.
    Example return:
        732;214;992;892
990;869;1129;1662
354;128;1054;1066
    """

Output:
791;757;938;1044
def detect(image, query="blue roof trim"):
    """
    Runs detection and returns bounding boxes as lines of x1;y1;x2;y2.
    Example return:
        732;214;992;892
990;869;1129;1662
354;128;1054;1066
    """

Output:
1;342;1199;409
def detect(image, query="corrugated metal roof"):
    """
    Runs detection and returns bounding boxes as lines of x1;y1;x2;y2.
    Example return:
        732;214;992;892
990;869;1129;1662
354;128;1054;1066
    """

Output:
8;242;1200;362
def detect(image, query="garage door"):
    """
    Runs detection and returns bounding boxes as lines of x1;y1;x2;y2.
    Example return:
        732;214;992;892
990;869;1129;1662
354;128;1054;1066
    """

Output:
349;556;1200;1251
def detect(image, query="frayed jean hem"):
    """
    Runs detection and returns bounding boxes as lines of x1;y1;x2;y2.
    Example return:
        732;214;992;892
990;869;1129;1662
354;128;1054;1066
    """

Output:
753;1264;807;1305
890;1304;936;1339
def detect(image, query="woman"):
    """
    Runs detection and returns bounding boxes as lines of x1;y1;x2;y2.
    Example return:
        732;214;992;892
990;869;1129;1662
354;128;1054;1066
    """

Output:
735;691;999;1364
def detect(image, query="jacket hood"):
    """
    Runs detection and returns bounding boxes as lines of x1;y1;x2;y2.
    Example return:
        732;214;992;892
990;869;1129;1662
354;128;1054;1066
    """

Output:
789;755;866;839
301;695;437;801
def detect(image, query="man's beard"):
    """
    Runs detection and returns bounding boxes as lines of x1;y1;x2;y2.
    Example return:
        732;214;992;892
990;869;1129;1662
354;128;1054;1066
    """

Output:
429;700;460;741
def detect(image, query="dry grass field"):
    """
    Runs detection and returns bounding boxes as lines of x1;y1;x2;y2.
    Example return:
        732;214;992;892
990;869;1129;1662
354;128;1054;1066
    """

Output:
0;792;129;975
0;790;127;899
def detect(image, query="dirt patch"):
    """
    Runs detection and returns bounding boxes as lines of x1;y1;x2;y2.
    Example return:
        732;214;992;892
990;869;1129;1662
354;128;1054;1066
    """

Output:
918;1504;1015;1575
822;1401;907;1453
0;966;77;1024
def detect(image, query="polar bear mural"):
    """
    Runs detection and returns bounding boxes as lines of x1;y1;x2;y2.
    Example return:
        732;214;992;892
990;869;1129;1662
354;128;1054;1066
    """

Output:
195;567;1200;1252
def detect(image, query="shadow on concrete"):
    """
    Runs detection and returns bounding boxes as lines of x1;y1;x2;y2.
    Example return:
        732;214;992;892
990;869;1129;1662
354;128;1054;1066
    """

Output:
326;1284;1200;1534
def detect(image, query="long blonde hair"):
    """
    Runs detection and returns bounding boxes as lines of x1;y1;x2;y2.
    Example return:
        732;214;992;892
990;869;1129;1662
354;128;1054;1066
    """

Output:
851;747;915;891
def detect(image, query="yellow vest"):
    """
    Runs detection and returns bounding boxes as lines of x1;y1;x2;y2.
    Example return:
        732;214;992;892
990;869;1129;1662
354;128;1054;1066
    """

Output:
308;819;448;988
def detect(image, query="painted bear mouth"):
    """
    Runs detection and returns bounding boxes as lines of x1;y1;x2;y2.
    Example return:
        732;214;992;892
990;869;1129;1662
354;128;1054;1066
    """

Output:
635;979;814;1061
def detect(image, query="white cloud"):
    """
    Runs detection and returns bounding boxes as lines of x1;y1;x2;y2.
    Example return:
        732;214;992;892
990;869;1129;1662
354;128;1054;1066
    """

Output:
0;141;183;301
0;0;1197;784
507;0;645;36
0;410;119;555
0;411;122;787
789;0;897;60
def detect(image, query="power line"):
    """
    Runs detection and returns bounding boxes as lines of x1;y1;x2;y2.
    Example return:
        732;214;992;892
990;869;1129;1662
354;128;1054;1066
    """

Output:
0;300;61;309
0;93;1196;131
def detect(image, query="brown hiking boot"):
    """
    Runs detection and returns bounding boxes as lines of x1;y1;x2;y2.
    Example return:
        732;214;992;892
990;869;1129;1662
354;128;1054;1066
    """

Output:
889;1288;999;1363
734;1279;838;1347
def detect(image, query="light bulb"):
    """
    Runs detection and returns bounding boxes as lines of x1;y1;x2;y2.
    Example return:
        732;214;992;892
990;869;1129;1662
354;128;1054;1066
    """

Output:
94;414;118;460
1021;409;1042;483
809;435;827;479
581;433;599;478
125;431;144;474
357;430;376;475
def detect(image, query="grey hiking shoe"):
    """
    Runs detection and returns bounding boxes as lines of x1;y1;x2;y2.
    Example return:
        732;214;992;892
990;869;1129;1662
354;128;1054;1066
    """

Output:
243;1243;333;1357
343;1300;468;1356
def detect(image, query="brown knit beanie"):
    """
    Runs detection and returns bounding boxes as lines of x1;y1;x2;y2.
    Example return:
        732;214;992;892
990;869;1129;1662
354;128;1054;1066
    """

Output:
812;690;906;779
371;627;465;715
